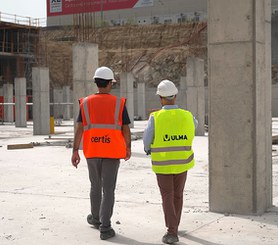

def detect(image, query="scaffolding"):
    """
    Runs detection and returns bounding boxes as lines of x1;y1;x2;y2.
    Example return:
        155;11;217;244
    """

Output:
0;19;41;86
0;11;46;27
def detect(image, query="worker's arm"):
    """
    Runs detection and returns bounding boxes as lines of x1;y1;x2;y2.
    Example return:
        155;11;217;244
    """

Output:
71;122;84;168
143;115;154;155
122;124;131;161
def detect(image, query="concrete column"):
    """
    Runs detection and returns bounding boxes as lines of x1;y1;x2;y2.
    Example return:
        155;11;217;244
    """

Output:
72;43;98;123
32;67;50;135
208;0;272;214
186;57;205;136
137;82;146;120
264;0;272;211
179;76;187;110
15;78;26;127
63;86;71;120
3;83;13;122
120;72;134;128
16;57;24;77
4;61;13;84
53;88;63;119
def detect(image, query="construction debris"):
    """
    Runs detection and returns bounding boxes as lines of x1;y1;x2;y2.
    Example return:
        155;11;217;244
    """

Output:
7;143;34;150
32;141;72;147
44;135;73;141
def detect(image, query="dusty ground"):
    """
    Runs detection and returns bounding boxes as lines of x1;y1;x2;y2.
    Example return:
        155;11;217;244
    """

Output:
0;120;277;244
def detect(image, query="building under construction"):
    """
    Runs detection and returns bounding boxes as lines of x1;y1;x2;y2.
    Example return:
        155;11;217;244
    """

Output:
0;13;42;120
0;14;41;94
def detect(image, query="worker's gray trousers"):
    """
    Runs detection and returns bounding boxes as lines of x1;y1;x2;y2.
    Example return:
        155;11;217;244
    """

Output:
87;158;120;232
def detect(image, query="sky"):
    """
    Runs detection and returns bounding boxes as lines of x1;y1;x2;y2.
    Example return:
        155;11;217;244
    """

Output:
0;0;46;19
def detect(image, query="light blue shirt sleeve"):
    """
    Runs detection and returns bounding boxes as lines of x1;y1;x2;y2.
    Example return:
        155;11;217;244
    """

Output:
193;117;198;130
143;115;154;154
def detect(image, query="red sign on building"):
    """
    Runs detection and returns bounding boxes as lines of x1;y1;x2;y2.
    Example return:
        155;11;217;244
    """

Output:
47;0;154;17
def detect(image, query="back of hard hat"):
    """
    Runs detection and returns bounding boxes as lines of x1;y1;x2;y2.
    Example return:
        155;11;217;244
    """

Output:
93;66;116;82
156;80;178;97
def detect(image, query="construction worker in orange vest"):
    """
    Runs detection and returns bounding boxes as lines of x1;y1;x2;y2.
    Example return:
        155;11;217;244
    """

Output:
71;66;131;240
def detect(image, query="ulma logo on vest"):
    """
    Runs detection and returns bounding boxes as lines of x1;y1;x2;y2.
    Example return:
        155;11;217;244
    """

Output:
163;134;188;141
91;135;111;143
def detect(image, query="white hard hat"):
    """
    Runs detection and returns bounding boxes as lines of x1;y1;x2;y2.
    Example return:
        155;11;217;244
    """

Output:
156;80;178;97
93;66;116;82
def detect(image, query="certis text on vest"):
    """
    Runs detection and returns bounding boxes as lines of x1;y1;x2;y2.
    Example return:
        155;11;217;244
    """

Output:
163;134;188;142
91;135;111;143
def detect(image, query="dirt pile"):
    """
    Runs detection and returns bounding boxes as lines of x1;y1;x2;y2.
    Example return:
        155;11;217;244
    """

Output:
39;23;278;88
39;22;207;88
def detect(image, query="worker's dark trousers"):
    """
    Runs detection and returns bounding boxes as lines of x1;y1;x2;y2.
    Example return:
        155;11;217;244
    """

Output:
87;158;120;232
156;171;188;235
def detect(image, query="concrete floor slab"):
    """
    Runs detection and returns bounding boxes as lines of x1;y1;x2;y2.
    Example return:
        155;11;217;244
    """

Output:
0;120;277;245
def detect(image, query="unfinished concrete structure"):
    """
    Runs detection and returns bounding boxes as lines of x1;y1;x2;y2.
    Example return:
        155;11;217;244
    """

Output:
137;82;146;120
15;77;27;127
3;83;13;122
72;43;98;123
186;57;205;136
0;18;40;122
53;88;63;119
179;77;187;110
63;86;72;120
208;0;272;214
120;72;134;128
32;67;50;135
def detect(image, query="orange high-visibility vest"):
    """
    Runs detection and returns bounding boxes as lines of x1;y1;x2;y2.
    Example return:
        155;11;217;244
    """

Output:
79;94;127;159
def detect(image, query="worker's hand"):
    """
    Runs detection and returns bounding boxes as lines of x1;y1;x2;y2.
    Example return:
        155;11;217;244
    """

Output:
144;148;151;155
71;151;80;168
124;147;131;161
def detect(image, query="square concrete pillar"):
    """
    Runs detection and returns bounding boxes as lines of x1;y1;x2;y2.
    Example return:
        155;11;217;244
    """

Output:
32;67;50;135
63;86;71;120
208;0;272;214
179;76;187;109
3;83;14;123
72;43;98;123
15;77;27;127
53;88;63;119
265;0;272;212
186;57;205;136
120;72;134;128
137;82;146;120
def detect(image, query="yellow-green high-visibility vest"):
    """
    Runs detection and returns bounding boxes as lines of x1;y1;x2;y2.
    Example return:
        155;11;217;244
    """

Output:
151;108;195;174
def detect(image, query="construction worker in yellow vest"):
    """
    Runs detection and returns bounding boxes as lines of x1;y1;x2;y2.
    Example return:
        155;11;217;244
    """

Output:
143;79;198;244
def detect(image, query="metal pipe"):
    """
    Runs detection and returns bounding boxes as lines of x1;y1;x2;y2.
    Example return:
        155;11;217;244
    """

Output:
0;102;74;105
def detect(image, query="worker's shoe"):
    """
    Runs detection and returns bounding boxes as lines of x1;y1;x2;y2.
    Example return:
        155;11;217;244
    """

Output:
100;228;115;240
162;233;179;244
87;214;101;229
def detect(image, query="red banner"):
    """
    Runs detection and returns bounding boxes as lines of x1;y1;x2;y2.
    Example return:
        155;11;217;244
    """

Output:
47;0;150;17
